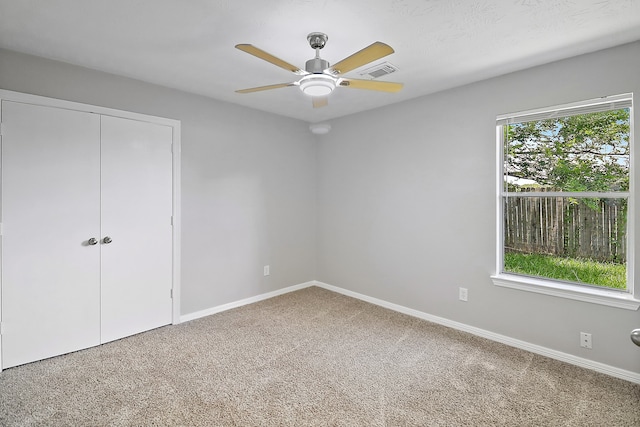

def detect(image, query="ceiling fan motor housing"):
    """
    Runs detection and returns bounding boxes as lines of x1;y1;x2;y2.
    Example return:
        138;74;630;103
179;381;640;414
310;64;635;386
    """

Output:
305;57;330;74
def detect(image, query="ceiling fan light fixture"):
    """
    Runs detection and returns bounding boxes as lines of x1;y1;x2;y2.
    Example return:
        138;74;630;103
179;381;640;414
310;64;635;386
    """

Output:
299;74;336;96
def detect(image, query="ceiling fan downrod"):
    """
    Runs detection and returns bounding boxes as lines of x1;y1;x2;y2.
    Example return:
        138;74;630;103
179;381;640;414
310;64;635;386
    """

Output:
306;32;330;74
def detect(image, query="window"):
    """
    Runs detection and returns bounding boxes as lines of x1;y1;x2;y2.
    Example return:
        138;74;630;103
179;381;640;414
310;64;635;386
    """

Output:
492;94;639;310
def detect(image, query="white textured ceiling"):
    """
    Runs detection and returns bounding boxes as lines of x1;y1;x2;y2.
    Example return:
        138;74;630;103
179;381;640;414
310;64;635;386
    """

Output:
1;0;639;123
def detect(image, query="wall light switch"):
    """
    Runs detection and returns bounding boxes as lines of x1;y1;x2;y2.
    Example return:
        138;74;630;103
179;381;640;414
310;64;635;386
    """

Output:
264;265;270;276
459;287;468;302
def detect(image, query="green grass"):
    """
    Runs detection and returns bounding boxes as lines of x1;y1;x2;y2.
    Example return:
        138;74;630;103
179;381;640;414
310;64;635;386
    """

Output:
504;252;626;290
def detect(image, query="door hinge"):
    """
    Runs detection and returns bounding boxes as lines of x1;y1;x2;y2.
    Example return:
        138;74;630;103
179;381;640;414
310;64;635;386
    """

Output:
170;216;173;226
0;322;5;335
170;289;173;298
0;222;3;236
0;122;4;136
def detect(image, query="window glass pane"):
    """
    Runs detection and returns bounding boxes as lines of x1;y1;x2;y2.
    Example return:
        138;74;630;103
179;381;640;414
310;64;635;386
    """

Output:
504;109;630;193
503;196;627;290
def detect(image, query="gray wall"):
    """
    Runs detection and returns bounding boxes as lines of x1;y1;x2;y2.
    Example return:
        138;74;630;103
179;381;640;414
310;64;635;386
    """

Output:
316;41;640;372
0;48;318;316
2;42;639;373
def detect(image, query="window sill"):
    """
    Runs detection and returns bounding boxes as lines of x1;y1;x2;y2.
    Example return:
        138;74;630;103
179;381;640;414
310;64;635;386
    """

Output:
491;274;640;310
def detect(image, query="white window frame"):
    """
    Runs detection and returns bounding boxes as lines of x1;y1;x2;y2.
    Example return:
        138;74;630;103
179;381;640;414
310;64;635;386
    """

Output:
491;93;640;310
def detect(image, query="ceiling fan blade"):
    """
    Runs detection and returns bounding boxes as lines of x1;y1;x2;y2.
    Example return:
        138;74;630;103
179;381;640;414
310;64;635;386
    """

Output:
338;78;403;93
312;96;329;108
236;83;296;94
328;42;394;75
236;44;307;75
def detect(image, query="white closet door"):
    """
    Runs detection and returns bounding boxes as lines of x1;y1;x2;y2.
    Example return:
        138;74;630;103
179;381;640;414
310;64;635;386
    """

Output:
1;101;101;368
100;115;173;343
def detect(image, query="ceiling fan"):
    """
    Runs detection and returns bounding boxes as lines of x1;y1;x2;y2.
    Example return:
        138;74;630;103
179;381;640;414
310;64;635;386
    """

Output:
235;32;403;108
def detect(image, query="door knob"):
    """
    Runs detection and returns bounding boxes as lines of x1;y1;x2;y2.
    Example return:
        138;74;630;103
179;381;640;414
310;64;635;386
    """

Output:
102;236;113;244
632;329;640;347
87;238;98;246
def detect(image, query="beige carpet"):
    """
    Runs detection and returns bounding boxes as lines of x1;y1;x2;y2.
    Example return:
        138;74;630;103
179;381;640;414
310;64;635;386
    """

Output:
0;286;638;426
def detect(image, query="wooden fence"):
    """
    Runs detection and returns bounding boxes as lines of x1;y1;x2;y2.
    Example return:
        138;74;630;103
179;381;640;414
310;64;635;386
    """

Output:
504;189;627;263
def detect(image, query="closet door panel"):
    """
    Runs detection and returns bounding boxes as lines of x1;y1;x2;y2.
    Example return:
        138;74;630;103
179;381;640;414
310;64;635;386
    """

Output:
1;101;101;368
100;115;173;343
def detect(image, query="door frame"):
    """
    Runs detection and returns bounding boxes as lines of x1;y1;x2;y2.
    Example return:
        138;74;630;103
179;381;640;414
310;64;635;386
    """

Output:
0;89;182;370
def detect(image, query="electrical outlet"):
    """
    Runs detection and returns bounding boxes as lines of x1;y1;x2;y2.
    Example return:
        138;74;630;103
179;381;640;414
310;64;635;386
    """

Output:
263;265;270;276
580;332;592;349
459;287;468;302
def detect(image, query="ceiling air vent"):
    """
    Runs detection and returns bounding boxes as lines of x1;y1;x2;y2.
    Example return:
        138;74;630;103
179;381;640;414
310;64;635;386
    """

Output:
358;62;399;79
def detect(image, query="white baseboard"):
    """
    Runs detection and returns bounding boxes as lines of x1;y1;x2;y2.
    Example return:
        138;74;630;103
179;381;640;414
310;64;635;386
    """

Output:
313;281;640;385
178;279;640;384
179;281;315;323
